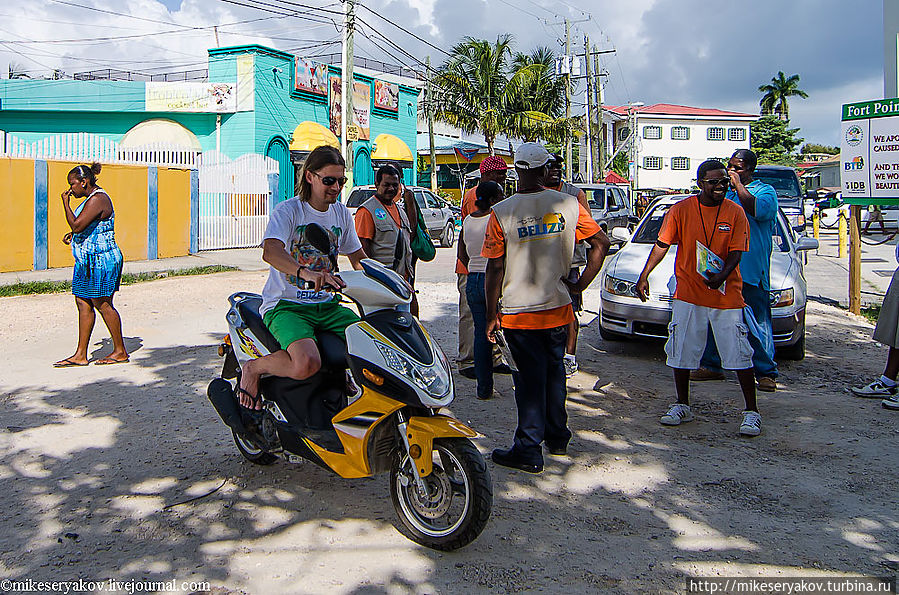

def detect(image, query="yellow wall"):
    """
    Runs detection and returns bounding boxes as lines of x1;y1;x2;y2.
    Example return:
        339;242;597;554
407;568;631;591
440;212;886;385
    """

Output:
157;168;190;258
0;159;35;272
48;162;149;268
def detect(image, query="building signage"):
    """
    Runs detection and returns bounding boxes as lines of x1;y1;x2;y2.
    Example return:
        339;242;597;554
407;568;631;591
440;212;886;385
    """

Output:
145;82;236;113
353;81;371;140
841;98;899;199
236;54;254;111
295;58;328;96
374;79;399;112
328;78;371;140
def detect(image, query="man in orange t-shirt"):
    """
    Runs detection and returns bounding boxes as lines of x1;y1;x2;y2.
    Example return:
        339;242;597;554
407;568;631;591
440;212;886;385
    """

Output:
635;159;760;437
482;143;610;473
455;155;509;378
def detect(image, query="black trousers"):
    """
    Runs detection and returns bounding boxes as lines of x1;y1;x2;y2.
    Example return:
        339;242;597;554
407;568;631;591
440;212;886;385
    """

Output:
505;325;571;464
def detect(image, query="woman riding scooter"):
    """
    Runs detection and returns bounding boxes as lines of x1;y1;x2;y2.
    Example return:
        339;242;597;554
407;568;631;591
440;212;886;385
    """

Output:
237;145;367;409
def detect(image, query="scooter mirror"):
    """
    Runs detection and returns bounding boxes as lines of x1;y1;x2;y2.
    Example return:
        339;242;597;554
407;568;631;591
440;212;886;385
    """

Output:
306;222;337;271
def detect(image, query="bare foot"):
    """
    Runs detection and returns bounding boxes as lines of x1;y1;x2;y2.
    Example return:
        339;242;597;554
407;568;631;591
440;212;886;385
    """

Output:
95;352;130;365
239;361;261;410
54;355;88;367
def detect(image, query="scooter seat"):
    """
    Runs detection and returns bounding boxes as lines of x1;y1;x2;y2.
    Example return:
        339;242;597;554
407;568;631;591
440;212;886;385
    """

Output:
236;298;348;371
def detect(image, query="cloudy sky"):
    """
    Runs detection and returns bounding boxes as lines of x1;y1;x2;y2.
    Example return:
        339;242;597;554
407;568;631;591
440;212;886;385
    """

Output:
2;0;885;146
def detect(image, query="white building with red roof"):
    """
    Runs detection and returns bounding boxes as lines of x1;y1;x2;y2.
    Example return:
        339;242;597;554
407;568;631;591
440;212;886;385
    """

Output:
602;103;758;190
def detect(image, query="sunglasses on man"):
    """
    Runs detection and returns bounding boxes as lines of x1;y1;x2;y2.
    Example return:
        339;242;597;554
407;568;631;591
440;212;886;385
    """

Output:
701;177;730;187
312;172;348;187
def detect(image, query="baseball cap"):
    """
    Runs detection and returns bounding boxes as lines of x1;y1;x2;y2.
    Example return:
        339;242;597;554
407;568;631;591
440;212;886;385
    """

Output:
514;142;552;169
479;155;508;173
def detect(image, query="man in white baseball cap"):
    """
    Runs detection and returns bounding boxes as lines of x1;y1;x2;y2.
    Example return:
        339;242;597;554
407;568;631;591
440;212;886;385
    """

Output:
483;142;610;473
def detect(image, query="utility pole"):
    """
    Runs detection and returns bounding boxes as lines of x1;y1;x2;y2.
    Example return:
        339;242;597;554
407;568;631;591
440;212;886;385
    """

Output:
342;0;355;198
593;45;603;178
564;19;572;174
583;34;593;182
426;56;438;192
213;26;220;48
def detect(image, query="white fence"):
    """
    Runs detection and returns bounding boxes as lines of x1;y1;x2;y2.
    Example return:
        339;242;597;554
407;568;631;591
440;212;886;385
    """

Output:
197;151;280;251
1;132;198;168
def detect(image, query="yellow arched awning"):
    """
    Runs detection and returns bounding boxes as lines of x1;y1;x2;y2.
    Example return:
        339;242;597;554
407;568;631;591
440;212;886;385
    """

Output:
290;121;339;152
120;118;201;150
372;133;413;163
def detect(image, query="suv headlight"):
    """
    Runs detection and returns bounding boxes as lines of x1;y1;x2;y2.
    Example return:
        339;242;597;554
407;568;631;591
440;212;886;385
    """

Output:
770;288;794;308
375;341;451;397
604;275;639;297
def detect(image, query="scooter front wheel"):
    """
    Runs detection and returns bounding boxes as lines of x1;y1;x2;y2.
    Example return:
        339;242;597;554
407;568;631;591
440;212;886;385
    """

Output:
232;429;277;465
390;438;492;551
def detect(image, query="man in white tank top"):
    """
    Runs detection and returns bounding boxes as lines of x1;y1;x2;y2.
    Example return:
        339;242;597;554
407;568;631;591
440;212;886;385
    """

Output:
483;143;611;473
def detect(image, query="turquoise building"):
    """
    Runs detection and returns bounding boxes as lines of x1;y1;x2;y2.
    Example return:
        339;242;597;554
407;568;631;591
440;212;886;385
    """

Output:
0;44;421;202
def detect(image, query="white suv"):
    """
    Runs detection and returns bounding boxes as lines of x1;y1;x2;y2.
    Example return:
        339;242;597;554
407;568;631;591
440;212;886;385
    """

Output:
344;186;458;247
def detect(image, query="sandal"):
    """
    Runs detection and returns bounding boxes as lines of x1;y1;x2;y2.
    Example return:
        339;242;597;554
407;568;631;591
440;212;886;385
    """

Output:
53;358;88;368
95;356;130;365
236;387;262;411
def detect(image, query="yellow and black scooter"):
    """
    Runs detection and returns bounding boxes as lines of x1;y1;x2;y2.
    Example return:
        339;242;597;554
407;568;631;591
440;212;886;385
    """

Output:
208;255;492;551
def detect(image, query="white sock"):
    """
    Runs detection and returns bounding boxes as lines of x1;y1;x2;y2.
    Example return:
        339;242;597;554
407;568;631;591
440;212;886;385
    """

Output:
880;375;896;387
564;354;576;362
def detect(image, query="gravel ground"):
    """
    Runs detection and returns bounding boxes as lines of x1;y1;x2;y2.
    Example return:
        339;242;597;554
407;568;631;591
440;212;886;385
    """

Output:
1;256;897;594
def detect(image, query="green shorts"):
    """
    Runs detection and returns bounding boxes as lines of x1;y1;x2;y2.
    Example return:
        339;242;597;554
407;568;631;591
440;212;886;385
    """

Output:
262;299;360;350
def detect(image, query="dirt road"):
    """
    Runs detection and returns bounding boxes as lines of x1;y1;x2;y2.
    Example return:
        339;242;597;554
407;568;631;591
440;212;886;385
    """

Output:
1;261;897;594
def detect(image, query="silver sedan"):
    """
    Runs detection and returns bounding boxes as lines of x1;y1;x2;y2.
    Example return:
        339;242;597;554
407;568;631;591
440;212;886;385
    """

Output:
597;195;818;360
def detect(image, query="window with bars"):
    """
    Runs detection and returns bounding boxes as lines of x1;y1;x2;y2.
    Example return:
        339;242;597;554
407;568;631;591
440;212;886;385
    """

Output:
671;126;690;140
643;156;662;170
643;125;662;139
671;157;690;170
728;127;746;141
707;127;725;141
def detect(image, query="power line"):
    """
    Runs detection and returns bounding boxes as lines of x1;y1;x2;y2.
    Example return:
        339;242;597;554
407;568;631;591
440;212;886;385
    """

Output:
355;3;450;58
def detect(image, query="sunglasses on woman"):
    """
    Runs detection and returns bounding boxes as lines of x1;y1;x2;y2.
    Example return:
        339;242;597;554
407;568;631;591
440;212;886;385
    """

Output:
312;172;348;187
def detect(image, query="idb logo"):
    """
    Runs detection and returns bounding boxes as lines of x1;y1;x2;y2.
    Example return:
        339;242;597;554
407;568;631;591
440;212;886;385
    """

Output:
844;156;864;171
845;180;866;193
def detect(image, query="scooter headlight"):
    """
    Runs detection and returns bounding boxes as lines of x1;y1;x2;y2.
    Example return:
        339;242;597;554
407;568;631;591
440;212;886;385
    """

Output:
375;341;451;398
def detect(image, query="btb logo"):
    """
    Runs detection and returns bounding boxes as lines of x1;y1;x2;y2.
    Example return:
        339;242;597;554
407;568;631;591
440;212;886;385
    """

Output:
844;156;864;171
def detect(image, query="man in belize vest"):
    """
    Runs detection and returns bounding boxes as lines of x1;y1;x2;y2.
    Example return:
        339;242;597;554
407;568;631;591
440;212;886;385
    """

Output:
483;143;610;474
355;164;413;281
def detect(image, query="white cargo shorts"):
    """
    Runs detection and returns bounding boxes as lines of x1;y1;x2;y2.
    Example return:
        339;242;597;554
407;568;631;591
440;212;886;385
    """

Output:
665;299;753;370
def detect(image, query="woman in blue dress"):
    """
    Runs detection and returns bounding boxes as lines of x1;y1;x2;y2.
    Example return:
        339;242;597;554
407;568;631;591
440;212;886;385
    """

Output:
54;163;129;367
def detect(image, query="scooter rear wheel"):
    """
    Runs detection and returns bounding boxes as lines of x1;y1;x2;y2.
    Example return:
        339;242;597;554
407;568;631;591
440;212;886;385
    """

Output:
232;429;277;465
390;437;492;551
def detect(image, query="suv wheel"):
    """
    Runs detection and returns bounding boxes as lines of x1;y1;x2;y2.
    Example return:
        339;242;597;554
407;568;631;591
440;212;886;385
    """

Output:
440;221;455;247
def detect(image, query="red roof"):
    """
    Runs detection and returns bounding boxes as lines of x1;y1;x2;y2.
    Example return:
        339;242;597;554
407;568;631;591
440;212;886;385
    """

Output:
604;171;629;184
605;103;756;118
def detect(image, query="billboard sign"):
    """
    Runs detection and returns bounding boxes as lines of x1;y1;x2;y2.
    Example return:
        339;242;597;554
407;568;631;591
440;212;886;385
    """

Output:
295;58;328;96
145;82;236;113
841;98;899;200
374;79;399;112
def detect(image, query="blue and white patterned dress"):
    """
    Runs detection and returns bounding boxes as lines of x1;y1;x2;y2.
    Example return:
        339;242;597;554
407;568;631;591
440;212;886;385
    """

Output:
71;188;123;298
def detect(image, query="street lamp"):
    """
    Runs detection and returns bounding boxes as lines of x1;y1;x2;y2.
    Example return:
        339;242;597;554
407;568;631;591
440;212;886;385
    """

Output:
626;101;644;190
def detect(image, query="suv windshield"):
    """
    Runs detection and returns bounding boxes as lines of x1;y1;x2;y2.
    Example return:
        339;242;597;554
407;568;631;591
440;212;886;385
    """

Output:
346;189;376;207
754;168;801;200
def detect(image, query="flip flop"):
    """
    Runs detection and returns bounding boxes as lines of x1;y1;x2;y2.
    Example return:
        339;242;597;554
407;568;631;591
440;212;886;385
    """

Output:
236;387;262;410
95;356;130;365
53;358;88;368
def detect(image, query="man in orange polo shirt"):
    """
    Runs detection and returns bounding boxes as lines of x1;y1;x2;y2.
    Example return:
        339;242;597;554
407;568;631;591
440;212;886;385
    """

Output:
456;156;509;378
635;159;760;436
483;143;610;473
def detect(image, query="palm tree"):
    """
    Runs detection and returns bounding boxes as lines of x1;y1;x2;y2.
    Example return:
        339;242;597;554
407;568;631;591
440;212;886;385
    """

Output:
431;36;568;153
506;48;573;143
758;71;808;121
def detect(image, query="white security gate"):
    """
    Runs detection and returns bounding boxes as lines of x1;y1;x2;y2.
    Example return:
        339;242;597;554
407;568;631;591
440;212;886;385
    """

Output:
197;151;280;250
2;132;198;167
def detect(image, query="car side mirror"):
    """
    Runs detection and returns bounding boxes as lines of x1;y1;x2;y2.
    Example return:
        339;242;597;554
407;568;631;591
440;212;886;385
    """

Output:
795;236;818;251
610;227;631;243
805;190;818;200
627;216;640;224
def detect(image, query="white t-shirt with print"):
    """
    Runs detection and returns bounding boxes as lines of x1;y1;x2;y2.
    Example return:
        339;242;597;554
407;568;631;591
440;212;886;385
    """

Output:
260;198;363;315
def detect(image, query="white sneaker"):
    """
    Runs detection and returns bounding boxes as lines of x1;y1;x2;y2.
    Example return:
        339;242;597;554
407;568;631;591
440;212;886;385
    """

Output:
740;410;762;436
882;395;899;410
660;403;693;426
851;379;898;398
564;357;578;377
